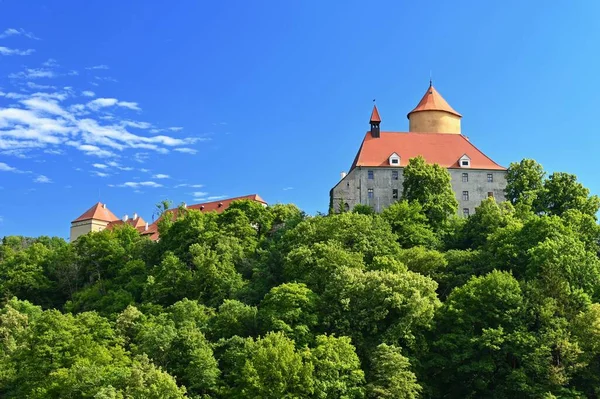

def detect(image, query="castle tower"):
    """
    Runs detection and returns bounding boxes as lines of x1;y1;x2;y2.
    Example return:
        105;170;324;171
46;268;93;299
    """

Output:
70;202;119;242
407;81;462;134
370;104;381;138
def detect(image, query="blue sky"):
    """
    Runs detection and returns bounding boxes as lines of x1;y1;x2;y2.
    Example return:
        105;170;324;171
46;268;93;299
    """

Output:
0;0;599;238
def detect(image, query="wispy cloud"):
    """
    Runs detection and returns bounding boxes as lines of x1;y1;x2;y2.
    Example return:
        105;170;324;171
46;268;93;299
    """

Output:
283;187;294;191
192;191;209;198
34;175;51;183
0;46;34;56
153;174;170;179
0;28;39;40
114;181;163;188
9;68;55;79
43;59;59;67
27;82;56;90
87;97;140;111
168;127;183;132
92;163;108;169
93;171;109;177
174;148;197;154
82;90;95;97
175;183;204;188
0;162;18;172
86;65;109;70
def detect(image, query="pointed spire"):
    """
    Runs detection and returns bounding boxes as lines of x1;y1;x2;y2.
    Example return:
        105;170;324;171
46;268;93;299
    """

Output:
72;202;120;223
370;104;381;123
407;83;461;118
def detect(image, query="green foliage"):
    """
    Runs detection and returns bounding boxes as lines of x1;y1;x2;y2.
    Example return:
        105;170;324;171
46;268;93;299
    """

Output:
402;156;458;228
352;204;375;215
3;164;600;397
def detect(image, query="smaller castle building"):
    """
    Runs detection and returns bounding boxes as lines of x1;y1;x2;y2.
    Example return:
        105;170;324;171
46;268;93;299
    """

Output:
331;83;507;214
70;194;267;242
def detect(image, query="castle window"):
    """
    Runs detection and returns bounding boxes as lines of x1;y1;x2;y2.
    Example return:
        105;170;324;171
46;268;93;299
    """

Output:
487;173;493;182
462;191;469;201
488;192;494;198
462;173;468;182
368;170;374;180
344;203;350;211
463;208;470;217
392;189;398;199
368;188;374;199
392;170;398;180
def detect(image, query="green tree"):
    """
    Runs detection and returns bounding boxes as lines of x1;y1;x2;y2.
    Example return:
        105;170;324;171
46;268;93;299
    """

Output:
311;334;366;399
366;343;421;399
381;200;440;248
536;172;600;218
505;158;545;206
402;156;458;228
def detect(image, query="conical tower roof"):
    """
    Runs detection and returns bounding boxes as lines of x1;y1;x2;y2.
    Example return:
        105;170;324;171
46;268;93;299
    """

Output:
370;105;381;123
72;202;120;223
407;83;461;118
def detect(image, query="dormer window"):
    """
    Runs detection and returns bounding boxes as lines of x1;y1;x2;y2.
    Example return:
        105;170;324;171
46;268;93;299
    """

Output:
459;154;471;168
389;152;400;166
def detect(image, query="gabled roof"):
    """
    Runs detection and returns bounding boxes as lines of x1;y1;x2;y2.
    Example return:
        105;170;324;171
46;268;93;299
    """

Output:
351;131;505;170
370;105;381;123
106;216;147;231
72;202;120;223
141;194;267;241
408;84;461;118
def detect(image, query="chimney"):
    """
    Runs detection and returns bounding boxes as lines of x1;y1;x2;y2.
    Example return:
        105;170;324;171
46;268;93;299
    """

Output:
183;202;187;208
133;213;138;220
102;203;107;209
200;205;205;210
218;202;223;208
145;222;149;231
340;172;347;180
122;214;129;222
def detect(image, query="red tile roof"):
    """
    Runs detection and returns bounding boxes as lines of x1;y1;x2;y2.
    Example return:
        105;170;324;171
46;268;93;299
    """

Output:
72;202;120;223
351;132;505;170
370;105;381;123
408;84;461;118
106;216;147;231
140;194;267;241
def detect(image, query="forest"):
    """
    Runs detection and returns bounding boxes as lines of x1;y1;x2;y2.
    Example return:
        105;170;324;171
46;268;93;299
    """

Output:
2;157;600;398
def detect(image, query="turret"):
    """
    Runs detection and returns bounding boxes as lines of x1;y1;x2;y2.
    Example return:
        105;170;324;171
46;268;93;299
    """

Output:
370;105;381;138
407;81;462;134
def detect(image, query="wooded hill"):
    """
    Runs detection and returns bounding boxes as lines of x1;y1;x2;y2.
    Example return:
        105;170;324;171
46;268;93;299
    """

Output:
1;157;600;398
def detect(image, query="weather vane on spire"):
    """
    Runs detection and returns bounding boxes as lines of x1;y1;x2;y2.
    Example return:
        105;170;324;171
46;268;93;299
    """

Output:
429;70;433;87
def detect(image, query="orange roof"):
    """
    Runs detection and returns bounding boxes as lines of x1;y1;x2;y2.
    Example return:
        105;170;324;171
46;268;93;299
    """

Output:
106;215;147;231
408;84;461;118
370;105;381;123
72;202;120;223
351;131;505;170
141;194;267;241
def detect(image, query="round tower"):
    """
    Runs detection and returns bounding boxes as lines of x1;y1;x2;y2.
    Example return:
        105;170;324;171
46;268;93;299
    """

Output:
407;82;462;134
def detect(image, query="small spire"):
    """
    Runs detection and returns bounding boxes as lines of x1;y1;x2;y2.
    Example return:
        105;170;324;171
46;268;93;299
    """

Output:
370;104;381;123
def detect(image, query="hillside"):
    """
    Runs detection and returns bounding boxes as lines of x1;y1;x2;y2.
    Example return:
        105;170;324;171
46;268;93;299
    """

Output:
1;158;600;398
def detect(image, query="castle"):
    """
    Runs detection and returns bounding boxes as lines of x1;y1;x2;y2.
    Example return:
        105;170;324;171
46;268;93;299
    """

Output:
70;194;267;242
330;82;507;214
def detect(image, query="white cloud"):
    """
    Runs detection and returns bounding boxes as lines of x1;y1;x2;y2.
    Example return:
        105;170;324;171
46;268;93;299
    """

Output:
174;147;197;154
193;191;209;197
283;187;294;191
0;28;39;40
0;46;34;56
122;120;152;129
27;82;56;90
34;175;51;183
168;127;183;132
0;162;18;172
82;90;95;97
175;183;203;188
207;195;227;200
87;98;140;111
43;148;63;155
86;65;109;70
9;68;55;79
93;171;109;177
139;168;150;173
153;174;170;179
94;76;118;83
43;59;59;67
118;181;163;188
92;163;108;169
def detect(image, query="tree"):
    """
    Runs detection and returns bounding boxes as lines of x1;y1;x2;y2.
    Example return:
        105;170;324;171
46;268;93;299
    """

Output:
258;283;319;346
311;334;366;399
535;172;600;218
461;198;515;249
366;343;421;399
402;156;458;228
224;332;314;398
352;204;375;216
505;158;545;206
380;200;440;249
